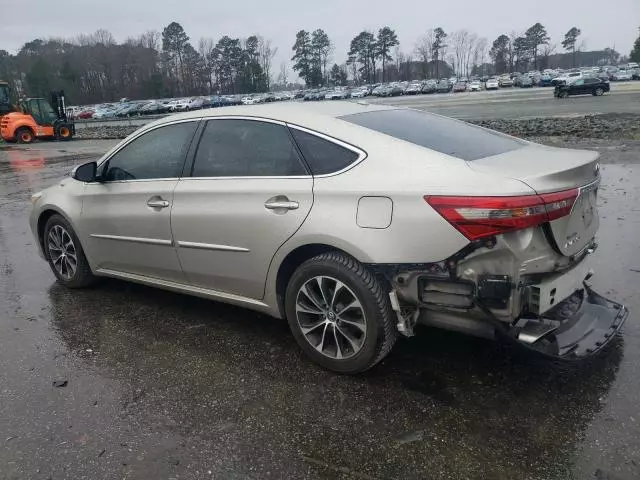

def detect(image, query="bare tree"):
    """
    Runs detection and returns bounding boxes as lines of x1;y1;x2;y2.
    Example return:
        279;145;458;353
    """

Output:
464;33;478;78
139;30;161;51
258;36;277;90
94;29;115;46
472;37;488;76
414;29;434;78
278;62;288;87
198;37;216;92
450;32;479;78
539;43;556;70
507;32;519;72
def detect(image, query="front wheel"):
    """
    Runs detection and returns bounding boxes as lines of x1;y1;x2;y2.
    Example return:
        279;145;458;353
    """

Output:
43;214;97;288
285;252;397;373
594;88;604;96
55;123;73;141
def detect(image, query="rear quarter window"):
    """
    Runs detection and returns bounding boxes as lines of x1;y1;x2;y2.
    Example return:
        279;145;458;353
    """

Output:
340;109;526;161
289;128;360;175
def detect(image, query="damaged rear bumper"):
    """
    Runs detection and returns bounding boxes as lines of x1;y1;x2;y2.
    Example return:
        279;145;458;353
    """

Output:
489;284;628;360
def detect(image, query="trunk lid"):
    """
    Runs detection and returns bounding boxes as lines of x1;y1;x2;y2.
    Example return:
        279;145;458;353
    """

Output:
468;143;601;256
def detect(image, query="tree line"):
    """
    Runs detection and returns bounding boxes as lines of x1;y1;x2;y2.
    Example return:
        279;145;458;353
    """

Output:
0;22;277;104
0;22;636;104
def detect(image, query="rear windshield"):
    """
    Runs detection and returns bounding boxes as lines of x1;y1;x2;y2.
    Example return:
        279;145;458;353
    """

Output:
340;109;525;161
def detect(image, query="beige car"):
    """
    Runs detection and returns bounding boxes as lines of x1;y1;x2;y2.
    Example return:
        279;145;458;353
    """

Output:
30;102;627;373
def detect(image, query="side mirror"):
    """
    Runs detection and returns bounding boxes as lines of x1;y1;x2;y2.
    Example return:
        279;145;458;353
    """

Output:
72;161;97;182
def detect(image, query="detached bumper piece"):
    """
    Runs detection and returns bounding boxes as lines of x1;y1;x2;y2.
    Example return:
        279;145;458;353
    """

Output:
482;285;628;361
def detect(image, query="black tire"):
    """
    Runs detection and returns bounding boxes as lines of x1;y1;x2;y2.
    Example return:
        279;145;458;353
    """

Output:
594;87;604;96
16;127;35;144
43;214;97;288
285;252;397;373
55;123;73;141
559;91;568;99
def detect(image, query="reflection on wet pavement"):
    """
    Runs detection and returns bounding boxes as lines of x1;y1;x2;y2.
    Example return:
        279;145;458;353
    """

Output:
0;141;639;479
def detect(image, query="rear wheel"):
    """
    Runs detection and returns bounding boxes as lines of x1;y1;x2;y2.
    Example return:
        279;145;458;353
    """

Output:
43;214;96;288
559;91;568;98
285;252;397;373
594;87;604;96
16;127;35;144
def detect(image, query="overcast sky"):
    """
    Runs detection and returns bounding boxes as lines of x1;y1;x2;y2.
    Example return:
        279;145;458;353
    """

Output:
1;0;638;79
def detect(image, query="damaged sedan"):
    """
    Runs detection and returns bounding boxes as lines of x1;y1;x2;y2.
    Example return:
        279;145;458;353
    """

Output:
30;102;627;373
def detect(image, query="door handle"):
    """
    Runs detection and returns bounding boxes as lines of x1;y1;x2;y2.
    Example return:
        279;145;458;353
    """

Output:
264;199;299;211
147;198;170;209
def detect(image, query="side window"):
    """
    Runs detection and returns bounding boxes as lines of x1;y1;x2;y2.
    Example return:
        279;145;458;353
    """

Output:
192;119;307;177
573;79;584;86
289;128;359;175
103;122;197;181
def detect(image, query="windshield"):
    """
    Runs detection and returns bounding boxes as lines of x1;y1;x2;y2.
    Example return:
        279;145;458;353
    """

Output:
340;109;526;161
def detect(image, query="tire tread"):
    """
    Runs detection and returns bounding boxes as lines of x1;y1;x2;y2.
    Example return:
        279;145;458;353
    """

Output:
290;251;397;372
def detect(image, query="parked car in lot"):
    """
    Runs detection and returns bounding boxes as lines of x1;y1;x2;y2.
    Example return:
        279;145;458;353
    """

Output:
92;107;118;119
32;102;627;373
436;80;451;93
453;82;467;93
498;76;513;87
139;101;168;115
611;70;632;81
378;85;403;97
469;80;482;92
325;89;348;100
485;78;499;90
552;71;581;86
554;77;610;98
422;80;438;94
538;74;554;87
518;76;533;88
76;108;95;119
350;88;368;98
404;82;423;95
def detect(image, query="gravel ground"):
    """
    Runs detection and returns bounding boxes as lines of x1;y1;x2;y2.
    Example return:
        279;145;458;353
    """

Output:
73;113;640;141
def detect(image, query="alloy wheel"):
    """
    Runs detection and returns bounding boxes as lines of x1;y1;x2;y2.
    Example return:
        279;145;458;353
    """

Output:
47;225;78;280
295;276;367;360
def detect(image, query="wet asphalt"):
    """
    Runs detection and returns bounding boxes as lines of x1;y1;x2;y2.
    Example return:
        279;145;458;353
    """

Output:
1;139;639;480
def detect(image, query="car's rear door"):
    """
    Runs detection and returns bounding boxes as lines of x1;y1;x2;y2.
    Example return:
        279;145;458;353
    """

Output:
80;120;199;282
170;118;313;300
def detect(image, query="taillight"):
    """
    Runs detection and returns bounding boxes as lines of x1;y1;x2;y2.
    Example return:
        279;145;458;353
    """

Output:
425;188;578;241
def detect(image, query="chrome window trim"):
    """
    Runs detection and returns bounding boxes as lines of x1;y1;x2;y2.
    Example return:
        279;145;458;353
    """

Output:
182;175;311;181
286;123;368;178
91;178;180;184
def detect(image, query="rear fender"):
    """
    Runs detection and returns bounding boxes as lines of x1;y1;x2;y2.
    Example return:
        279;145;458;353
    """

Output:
2;118;36;139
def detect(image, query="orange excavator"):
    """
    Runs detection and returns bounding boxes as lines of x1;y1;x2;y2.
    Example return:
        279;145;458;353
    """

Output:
1;83;75;143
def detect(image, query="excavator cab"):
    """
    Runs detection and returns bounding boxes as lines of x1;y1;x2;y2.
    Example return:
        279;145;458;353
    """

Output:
1;90;74;144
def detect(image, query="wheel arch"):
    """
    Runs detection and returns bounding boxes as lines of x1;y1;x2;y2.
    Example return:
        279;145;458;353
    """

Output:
269;242;369;318
11;123;36;140
36;207;77;260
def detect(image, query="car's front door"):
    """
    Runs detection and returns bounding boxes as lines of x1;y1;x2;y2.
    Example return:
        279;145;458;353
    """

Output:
171;118;313;300
80;120;199;281
571;79;586;95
